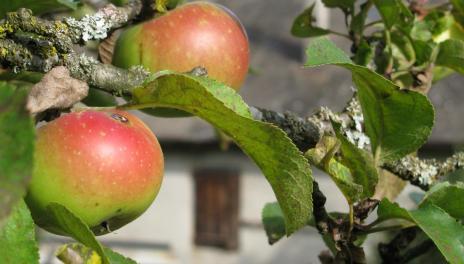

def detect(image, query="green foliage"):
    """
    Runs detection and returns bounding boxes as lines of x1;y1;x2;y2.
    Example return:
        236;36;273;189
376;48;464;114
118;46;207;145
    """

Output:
0;0;79;18
305;136;363;203
0;71;43;84
451;0;464;26
305;38;434;163
262;202;286;245
377;199;464;263
436;39;464;74
349;1;372;36
332;121;378;200
0;200;39;264
129;72;313;234
82;88;117;107
353;39;374;66
291;4;330;38
0;81;34;224
103;247;137;264
421;182;464;219
373;0;413;30
46;203;110;264
410;203;464;263
377;198;414;223
321;0;354;10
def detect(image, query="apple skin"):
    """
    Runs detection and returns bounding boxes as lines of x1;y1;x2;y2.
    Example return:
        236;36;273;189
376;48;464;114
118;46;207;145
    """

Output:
113;1;249;89
25;110;164;236
112;1;249;117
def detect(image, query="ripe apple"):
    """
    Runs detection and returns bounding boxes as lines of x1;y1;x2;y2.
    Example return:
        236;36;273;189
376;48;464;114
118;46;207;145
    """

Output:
25;110;164;236
112;1;249;116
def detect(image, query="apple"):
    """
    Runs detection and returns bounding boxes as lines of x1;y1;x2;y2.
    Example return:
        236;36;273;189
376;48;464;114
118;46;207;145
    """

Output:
112;1;249;116
25;110;164;236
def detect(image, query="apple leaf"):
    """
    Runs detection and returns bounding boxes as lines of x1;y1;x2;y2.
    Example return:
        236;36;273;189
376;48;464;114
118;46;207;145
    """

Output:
0;81;34;225
410;203;464;263
305;136;363;204
376;198;414;223
376;199;464;263
291;4;330;38
56;243;137;264
0;200;39;263
104;247;137;264
436;39;464;75
373;0;413;30
129;72;313;235
261;201;346;249
322;0;355;10
0;71;44;84
82;88;117;107
332;121;378;200
304;38;434;163
451;0;464;26
420;182;464;219
46;203;110;264
262;202;287;245
350;2;371;36
0;0;79;18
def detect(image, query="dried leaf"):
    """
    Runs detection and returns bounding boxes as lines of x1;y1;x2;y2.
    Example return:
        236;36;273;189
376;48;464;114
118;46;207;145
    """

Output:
27;67;88;114
373;170;407;201
98;29;121;64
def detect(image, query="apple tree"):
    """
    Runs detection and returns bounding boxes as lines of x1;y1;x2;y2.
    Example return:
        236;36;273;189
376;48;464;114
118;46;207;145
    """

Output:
0;0;464;263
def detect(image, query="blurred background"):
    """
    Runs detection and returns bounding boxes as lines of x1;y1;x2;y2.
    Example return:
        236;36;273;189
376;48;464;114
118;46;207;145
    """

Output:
38;0;464;263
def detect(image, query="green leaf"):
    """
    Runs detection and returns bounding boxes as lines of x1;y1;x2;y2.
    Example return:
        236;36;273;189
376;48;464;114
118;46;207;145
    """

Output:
412;40;437;67
376;199;464;262
350;1;371;35
56;243;137;264
0;71;43;84
262;202;286;245
451;0;464;26
82;88;117;107
322;0;355;10
0;200;39;263
261;201;346;248
325;158;363;203
104;247;137;264
377;198;414;223
411;21;433;41
291;4;330;38
304;38;434;163
436;39;464;74
391;30;416;68
353;39;374;66
0;81;34;224
425;11;455;38
46;203;110;264
373;0;413;30
306;135;363;203
332;122;378;200
130;72;313;234
410;203;464;263
421;182;464;219
305;135;362;203
0;0;79;18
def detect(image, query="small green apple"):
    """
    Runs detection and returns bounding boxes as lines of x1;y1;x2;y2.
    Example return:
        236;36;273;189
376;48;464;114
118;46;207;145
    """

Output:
25;110;164;235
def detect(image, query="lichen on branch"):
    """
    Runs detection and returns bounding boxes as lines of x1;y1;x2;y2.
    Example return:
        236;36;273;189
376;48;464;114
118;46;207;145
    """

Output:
64;1;142;42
